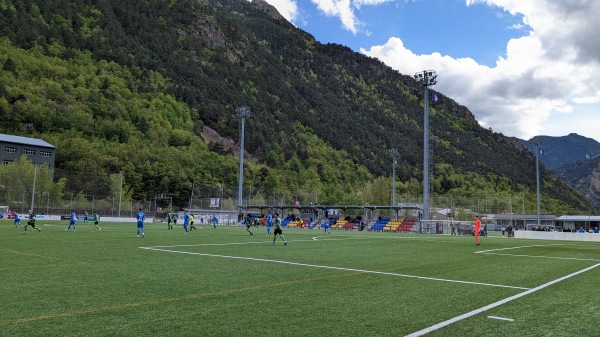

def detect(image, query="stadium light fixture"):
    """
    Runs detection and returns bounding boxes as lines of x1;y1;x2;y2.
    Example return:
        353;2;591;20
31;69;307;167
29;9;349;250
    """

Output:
235;106;251;216
414;70;437;223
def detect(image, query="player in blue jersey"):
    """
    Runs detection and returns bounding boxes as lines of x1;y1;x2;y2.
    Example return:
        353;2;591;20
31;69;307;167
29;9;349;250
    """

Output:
182;210;190;233
136;208;146;237
266;212;273;235
212;215;217;228
14;212;22;228
66;210;77;231
323;218;330;234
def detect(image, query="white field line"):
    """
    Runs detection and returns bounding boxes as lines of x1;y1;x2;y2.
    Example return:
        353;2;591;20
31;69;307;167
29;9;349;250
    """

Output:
139;246;530;290
487;316;514;322
475;244;565;254
476;243;600;262
478;253;600;262
405;263;600;336
146;236;427;248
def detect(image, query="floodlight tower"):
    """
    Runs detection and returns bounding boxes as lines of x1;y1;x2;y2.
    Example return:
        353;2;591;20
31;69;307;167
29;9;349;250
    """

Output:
389;148;398;218
235;106;251;215
414;70;437;222
534;139;543;226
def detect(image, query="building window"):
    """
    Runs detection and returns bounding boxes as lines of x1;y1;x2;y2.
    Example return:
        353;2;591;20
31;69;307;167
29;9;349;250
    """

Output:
23;149;36;155
3;160;13;165
5;147;17;154
40;151;51;158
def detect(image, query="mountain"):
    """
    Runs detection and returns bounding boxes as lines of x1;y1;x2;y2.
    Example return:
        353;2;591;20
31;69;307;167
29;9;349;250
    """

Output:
554;156;600;210
0;0;591;213
520;133;600;170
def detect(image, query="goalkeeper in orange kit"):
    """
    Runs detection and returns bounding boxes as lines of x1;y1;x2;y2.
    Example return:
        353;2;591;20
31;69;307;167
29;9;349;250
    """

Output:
474;215;481;246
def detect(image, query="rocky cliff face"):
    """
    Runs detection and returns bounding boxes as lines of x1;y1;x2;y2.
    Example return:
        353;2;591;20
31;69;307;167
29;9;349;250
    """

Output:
251;0;288;22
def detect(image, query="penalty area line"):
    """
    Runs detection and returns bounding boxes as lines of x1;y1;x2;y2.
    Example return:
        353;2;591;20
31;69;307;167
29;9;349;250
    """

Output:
475;244;564;254
139;247;530;290
405;262;600;337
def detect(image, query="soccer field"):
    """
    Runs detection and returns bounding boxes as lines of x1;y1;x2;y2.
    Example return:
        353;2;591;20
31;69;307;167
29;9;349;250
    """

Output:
1;221;599;336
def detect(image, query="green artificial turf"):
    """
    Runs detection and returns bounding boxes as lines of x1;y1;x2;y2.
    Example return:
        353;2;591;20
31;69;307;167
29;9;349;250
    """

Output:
1;221;599;336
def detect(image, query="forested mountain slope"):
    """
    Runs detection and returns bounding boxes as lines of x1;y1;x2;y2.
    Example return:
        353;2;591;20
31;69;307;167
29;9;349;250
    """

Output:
520;134;600;170
0;0;590;212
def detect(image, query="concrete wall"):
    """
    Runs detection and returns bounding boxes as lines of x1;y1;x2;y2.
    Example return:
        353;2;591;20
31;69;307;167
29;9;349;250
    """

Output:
515;230;600;242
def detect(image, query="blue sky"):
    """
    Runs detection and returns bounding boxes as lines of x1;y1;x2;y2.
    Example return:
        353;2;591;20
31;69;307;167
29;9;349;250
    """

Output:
301;0;527;67
252;0;600;145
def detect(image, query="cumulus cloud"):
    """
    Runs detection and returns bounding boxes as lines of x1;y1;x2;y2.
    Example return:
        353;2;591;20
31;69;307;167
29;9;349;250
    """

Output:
309;0;397;34
361;0;600;139
257;0;600;140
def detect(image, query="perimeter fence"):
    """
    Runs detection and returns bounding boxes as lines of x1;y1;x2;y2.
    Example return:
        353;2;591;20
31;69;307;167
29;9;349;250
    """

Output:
0;163;555;224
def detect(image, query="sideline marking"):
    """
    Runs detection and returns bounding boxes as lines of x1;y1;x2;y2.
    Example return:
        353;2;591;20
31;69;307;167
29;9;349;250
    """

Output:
488;316;514;322
405;263;600;336
140;246;530;290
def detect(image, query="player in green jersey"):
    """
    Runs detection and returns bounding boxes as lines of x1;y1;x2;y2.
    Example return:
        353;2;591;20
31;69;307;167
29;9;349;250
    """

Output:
244;213;254;235
272;213;287;246
23;210;41;234
92;212;101;231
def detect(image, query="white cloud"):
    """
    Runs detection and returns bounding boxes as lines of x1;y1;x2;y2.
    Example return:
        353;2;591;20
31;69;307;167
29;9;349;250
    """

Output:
311;0;359;34
257;0;600;140
361;0;600;140
309;0;397;34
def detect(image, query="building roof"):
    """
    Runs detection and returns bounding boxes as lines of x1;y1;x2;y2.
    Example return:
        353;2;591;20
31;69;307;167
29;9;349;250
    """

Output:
0;134;55;149
555;215;600;222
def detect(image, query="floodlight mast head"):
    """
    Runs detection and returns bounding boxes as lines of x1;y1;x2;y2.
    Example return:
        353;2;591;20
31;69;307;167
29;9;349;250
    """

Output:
235;106;251;119
414;70;437;86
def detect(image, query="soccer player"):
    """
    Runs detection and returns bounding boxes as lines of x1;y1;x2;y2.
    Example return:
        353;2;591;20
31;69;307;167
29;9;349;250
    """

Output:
84;211;89;224
212;215;217;228
266;212;272;235
182;210;189;233
474;215;481;246
14;212;22;228
244;213;254;235
167;213;173;230
66;210;77;231
172;213;178;228
23;210;41;233
190;213;197;231
323;218;330;234
92;212;101;231
272;213;287;245
136;208;146;237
